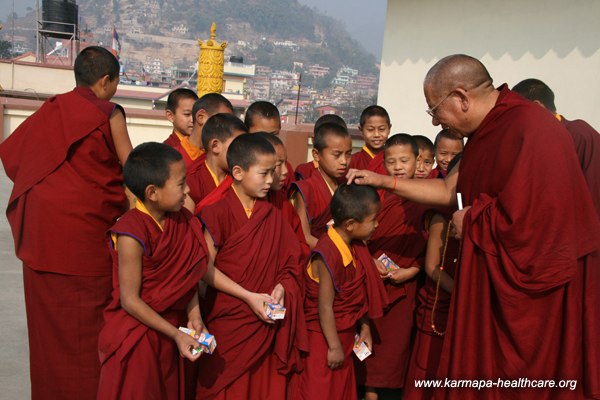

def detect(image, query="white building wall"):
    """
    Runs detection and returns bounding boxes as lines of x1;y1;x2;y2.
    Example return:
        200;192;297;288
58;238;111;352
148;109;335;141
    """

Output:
378;0;600;139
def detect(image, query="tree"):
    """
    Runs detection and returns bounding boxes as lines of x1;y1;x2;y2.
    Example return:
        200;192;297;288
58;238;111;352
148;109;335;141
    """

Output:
0;40;12;59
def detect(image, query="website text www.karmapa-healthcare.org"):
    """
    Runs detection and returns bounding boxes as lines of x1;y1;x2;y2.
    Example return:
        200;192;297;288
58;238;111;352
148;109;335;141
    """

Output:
414;378;577;391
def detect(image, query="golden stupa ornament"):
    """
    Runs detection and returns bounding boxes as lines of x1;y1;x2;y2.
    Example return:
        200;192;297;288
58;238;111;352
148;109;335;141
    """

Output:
197;22;228;96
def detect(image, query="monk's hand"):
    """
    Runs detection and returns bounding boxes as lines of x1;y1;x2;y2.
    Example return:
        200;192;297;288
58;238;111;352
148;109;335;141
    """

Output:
346;168;384;187
374;258;391;279
358;321;373;352
327;345;344;370
245;292;276;324
387;268;412;284
451;206;471;239
270;283;285;307
174;329;203;362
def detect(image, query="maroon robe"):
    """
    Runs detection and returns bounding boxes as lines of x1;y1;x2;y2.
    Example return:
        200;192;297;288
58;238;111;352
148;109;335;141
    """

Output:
297;230;388;400
290;172;334;239
268;189;311;260
197;188;307;399
186;161;220;205
435;85;600;399
98;206;208;399
295;160;318;180
164;131;206;173
0;86;128;399
194;175;233;215
356;192;428;389
560;115;600;398
427;165;446;179
404;228;460;400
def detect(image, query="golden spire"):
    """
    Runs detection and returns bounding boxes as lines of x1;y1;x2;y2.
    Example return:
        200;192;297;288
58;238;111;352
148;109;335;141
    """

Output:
197;22;228;96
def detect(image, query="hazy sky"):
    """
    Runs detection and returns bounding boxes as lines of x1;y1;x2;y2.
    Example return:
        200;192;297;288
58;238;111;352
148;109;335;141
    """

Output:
1;0;387;59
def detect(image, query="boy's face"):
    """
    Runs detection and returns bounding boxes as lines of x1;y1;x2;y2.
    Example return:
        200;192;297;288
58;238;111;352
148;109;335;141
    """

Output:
154;159;188;212
384;144;417;179
166;98;196;136
414;148;435;179
271;144;288;191
236;153;277;199
360;115;390;152
249;116;281;135
349;203;380;241
313;134;353;180
435;137;463;172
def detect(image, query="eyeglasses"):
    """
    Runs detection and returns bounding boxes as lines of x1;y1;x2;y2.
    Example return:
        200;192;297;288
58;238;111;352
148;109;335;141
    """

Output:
425;91;454;117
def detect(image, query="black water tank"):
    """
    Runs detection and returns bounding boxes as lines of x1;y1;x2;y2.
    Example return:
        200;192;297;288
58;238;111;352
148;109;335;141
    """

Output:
42;0;78;39
229;56;244;64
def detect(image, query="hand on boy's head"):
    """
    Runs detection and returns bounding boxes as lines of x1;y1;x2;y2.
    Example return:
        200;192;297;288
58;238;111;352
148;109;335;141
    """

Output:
346;169;383;187
174;330;203;361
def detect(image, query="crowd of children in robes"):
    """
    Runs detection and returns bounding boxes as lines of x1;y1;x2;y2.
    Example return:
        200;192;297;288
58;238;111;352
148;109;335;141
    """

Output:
2;47;598;400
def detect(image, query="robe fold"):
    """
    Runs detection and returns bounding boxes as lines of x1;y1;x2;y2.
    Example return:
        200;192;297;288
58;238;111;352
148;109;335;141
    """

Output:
97;206;208;400
0;86;128;399
186;161;221;206
404;229;460;400
295;160;318;181
268;189;311;260
197;188;307;399
436;85;600;399
559;116;600;399
297;230;388;400
356;192;427;389
290;172;334;239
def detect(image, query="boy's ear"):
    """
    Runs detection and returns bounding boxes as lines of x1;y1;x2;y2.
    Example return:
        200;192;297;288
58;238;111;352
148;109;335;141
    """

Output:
231;165;244;181
343;218;357;232
195;109;208;126
209;138;222;154
165;109;175;123
145;184;159;202
312;148;320;163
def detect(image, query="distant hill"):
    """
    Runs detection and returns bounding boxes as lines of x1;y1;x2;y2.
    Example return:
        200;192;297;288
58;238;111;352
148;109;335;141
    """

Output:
77;0;378;75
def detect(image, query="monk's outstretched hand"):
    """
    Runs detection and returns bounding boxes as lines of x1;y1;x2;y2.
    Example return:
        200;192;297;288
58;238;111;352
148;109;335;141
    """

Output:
245;292;276;324
346;168;385;187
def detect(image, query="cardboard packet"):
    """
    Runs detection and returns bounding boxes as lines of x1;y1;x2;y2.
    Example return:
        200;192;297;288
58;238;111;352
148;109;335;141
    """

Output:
353;334;372;361
264;302;286;320
377;253;400;272
178;327;217;355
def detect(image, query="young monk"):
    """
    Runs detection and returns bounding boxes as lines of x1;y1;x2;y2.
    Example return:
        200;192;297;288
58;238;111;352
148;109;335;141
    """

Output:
290;122;353;248
244;100;295;191
164;88;200;168
97;143;209;399
404;157;461;400
296;183;388;400
412;135;435;179
295;114;348;181
186;113;246;209
430;129;463;179
0;45;131;400
349;105;391;171
188;93;234;153
357;134;428;399
197;134;307;399
254;132;310;259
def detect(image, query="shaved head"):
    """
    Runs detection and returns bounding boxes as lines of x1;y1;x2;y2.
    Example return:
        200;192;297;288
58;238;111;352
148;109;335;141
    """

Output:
425;54;494;95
